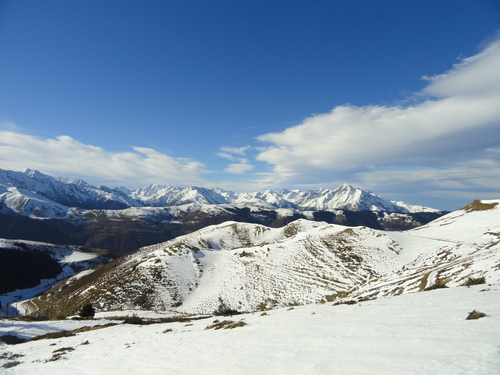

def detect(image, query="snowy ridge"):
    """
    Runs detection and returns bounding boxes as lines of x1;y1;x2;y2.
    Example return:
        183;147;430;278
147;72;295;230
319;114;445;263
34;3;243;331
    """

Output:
27;199;500;316
279;184;412;212
130;185;233;206
0;168;440;220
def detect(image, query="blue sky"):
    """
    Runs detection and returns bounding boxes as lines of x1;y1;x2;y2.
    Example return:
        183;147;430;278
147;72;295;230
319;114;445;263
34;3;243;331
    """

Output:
0;0;499;210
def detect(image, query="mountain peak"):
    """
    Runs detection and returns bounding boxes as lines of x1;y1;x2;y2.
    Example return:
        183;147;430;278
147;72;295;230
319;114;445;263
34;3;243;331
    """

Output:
23;168;43;178
335;183;357;193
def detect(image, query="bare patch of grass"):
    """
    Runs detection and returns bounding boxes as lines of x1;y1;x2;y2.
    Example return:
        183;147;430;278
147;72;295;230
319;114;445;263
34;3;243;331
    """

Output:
336;291;350;299
323;294;337;302
72;323;117;333
123;314;143;325
0;352;24;360
237;251;254;257
30;331;76;341
52;347;75;353
27;323;117;342
334;300;357;305
46;347;75;362
461;200;498;212
424;278;448;291
424;283;448;291
205;320;247;330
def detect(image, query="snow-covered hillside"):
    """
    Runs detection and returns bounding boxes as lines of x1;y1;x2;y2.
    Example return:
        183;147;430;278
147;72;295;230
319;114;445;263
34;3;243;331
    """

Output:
1;284;499;374
26;199;499;317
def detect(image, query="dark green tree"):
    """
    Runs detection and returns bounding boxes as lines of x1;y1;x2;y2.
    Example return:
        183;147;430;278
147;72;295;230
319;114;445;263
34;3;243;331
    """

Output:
213;297;239;316
79;303;96;318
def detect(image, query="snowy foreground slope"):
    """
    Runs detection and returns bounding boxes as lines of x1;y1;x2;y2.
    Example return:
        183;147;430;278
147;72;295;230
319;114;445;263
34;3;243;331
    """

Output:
1;285;499;374
25;199;500;317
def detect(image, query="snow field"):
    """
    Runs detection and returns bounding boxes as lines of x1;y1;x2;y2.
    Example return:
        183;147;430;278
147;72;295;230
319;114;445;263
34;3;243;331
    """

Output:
1;284;499;374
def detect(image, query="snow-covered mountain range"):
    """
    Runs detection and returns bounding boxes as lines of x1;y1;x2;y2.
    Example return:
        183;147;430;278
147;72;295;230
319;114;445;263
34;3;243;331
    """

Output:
25;199;499;316
0;167;447;254
0;168;439;219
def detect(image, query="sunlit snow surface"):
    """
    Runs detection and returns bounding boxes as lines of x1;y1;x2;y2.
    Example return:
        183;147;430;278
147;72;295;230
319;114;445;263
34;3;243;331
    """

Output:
1;285;499;374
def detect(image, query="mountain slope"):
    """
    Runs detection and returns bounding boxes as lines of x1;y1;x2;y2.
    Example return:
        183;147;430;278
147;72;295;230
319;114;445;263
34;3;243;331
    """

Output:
25;199;499;316
350;199;500;300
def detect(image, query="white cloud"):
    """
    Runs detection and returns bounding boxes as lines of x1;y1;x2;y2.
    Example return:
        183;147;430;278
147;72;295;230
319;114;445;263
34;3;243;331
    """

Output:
0;131;208;188
423;38;500;98
218;146;254;174
216;152;236;160
224;163;254;174
220;145;250;155
254;36;500;198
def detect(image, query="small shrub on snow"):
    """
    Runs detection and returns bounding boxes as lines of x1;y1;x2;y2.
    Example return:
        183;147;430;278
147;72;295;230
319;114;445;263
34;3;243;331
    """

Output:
464;277;486;287
466;310;486;320
123;314;143;325
79;303;95;318
213;298;239;316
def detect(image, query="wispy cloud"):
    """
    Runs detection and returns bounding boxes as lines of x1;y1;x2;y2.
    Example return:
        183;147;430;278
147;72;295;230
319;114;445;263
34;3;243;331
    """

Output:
218;145;254;174
224;163;254;174
422;37;500;98
253;37;500;207
220;146;251;155
216;152;236;161
0;132;208;188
